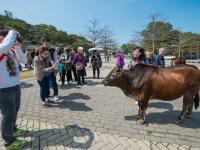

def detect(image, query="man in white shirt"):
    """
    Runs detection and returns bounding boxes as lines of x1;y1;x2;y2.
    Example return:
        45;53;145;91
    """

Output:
0;30;28;150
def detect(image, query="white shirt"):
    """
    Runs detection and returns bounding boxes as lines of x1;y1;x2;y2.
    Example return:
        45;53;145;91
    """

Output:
0;30;26;89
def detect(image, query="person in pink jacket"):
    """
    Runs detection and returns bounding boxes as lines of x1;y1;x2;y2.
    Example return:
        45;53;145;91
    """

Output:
115;50;125;69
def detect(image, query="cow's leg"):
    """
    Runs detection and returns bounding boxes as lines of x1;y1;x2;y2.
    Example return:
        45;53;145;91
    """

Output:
176;93;193;124
186;104;193;119
138;101;148;125
136;101;142;120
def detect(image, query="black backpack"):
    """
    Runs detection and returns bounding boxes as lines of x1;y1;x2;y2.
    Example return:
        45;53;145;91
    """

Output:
49;48;55;61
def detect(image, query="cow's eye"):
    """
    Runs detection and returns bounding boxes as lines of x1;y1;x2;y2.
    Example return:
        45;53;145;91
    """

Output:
109;74;115;79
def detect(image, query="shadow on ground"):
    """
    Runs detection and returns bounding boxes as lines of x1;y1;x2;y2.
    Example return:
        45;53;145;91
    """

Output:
54;93;93;111
124;110;200;129
148;102;174;110
21;82;33;89
86;79;102;86
22;125;94;150
60;93;91;101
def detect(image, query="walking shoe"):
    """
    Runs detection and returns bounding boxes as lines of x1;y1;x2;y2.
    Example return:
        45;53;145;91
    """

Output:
42;101;52;107
13;128;28;137
4;139;28;150
77;83;83;86
45;98;54;103
54;96;59;101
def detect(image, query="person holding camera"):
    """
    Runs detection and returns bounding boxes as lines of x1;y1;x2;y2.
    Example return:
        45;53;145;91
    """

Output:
0;30;28;150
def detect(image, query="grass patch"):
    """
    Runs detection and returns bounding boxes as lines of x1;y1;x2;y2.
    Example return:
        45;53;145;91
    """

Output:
20;70;34;80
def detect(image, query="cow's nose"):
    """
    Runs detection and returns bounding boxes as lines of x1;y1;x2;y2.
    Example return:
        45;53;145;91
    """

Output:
101;78;107;86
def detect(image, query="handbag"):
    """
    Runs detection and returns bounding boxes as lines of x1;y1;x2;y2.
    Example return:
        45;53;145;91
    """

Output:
96;60;102;68
76;63;84;71
58;63;63;73
63;63;72;70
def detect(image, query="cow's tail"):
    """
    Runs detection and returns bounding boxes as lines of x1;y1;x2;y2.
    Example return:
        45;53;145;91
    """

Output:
193;93;200;110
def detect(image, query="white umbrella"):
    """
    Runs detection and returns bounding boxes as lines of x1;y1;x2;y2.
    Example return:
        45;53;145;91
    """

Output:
88;47;104;52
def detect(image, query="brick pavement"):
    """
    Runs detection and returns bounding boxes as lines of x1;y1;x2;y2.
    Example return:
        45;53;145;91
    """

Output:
0;61;200;150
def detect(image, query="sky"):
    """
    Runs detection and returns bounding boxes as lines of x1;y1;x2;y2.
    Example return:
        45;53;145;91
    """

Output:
0;0;200;45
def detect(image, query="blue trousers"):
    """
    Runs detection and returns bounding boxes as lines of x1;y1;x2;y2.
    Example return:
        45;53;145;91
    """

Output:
38;77;50;102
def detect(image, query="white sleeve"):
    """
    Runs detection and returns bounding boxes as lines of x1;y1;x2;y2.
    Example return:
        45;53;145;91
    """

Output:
0;30;17;55
15;47;27;64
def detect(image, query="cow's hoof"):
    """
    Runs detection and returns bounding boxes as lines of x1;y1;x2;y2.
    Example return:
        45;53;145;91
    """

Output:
137;119;145;125
175;117;183;124
135;114;141;120
186;114;191;119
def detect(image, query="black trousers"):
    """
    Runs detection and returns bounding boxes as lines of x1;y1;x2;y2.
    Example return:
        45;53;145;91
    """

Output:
71;65;77;81
62;69;72;84
50;72;58;96
93;68;100;78
77;70;85;84
0;85;21;144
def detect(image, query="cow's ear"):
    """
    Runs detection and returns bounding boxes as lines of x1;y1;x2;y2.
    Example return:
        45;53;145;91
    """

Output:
115;68;122;76
116;68;121;72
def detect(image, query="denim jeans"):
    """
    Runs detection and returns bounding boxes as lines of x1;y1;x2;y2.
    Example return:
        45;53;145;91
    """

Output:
0;85;21;144
38;77;50;102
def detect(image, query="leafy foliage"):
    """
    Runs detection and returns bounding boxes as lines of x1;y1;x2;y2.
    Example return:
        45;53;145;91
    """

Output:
0;12;92;50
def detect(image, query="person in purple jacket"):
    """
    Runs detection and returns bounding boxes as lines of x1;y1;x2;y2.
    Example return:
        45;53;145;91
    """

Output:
73;47;86;85
115;50;125;69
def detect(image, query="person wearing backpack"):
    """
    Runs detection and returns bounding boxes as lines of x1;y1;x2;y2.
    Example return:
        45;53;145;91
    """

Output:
73;47;86;86
0;30;28;150
41;36;59;101
60;47;73;86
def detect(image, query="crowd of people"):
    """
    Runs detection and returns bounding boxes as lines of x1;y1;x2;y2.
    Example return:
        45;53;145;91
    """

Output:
115;46;166;69
33;36;103;107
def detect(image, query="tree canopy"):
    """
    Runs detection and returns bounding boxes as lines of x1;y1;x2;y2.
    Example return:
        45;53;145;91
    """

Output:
0;11;93;50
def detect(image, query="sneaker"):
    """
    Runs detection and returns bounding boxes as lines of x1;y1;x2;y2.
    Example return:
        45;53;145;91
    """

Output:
42;101;52;107
77;82;82;86
45;98;54;103
54;96;59;101
4;139;28;150
13;128;28;137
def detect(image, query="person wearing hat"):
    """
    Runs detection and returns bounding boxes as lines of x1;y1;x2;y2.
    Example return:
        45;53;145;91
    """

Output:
41;36;59;101
73;47;86;85
0;30;28;149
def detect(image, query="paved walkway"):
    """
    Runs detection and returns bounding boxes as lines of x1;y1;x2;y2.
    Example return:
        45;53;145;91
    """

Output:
0;62;200;150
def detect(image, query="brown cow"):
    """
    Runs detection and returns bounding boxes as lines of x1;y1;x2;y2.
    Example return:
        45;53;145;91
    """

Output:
171;57;186;66
103;64;200;124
